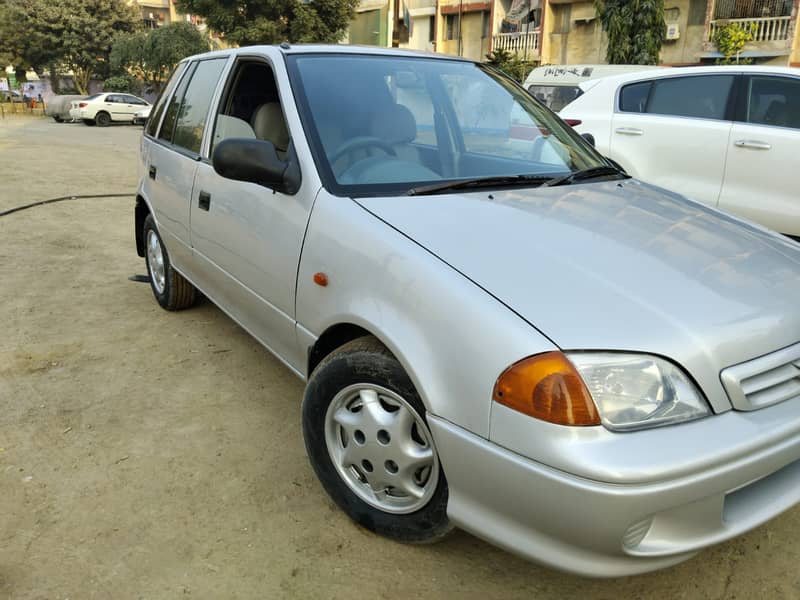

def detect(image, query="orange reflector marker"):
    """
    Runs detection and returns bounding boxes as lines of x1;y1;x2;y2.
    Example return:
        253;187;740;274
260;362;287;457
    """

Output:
493;352;600;426
313;272;328;287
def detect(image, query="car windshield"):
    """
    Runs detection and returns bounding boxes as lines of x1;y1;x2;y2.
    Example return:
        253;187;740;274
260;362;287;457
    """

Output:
288;54;606;197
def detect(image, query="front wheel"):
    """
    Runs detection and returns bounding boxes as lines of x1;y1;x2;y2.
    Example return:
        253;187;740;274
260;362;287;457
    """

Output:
302;336;452;543
53;116;63;123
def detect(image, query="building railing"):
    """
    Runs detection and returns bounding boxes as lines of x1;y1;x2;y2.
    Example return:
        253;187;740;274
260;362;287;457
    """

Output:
492;31;540;58
709;16;792;42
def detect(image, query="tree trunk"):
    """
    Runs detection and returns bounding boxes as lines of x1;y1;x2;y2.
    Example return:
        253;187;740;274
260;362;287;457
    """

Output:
73;66;91;95
49;63;61;94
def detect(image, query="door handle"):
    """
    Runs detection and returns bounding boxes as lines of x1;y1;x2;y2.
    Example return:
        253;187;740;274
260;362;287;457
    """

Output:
615;127;644;136
198;191;211;211
148;165;157;180
734;139;771;150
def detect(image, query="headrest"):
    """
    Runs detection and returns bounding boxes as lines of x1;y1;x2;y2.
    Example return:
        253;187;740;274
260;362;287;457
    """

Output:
370;104;417;144
252;103;290;151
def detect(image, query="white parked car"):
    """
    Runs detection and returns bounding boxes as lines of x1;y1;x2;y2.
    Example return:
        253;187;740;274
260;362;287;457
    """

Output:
133;104;152;126
560;66;800;238
136;46;800;577
76;92;151;126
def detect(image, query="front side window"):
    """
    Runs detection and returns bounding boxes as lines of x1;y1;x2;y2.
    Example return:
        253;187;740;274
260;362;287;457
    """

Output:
744;76;800;130
172;58;228;154
645;75;734;120
289;54;605;196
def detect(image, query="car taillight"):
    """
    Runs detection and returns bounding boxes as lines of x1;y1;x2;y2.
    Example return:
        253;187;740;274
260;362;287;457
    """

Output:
79;102;88;108
563;119;582;127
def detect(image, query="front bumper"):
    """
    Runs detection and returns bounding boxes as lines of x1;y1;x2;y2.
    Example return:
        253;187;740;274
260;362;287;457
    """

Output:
428;414;800;577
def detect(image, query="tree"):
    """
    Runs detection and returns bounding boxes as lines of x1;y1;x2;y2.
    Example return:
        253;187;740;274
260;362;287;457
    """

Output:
594;0;666;64
0;0;139;94
713;22;756;64
176;0;360;46
111;21;210;92
485;49;535;83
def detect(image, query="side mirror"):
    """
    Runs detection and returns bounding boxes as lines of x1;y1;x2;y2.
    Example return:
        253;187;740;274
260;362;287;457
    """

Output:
212;138;300;193
581;132;596;147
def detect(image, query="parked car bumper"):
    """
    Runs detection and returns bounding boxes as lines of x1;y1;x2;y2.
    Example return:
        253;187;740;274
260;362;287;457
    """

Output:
69;108;81;120
428;413;800;577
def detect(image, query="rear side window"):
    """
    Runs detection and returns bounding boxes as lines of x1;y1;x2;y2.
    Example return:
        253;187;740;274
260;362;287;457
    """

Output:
744;76;800;130
147;63;187;137
646;75;734;121
619;81;652;113
173;58;228;154
158;63;196;143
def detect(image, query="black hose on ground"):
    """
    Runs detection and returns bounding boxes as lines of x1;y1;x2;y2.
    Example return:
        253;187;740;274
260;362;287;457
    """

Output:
0;193;132;217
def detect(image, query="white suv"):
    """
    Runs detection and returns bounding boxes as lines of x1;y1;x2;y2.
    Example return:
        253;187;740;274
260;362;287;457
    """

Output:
560;66;800;238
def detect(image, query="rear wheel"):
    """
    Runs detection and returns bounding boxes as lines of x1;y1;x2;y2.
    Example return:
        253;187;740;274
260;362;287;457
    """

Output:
143;214;196;311
303;336;452;543
95;112;111;127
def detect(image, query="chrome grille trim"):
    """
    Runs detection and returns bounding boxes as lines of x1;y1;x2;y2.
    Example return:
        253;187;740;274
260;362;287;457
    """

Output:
721;341;800;411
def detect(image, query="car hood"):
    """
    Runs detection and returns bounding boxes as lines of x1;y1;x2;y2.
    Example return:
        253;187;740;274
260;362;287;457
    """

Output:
357;180;800;411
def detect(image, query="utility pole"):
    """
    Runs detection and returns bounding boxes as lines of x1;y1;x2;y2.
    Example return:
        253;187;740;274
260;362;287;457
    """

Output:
458;0;463;55
392;0;401;46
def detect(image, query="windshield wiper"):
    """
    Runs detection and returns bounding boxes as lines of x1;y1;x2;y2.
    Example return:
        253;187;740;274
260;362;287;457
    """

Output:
541;165;629;188
407;174;550;196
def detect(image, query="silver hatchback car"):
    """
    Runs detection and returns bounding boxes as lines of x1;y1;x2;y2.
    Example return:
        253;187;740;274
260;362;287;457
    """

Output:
135;45;800;577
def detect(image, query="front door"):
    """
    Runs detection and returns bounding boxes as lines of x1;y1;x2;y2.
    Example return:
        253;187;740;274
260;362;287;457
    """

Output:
189;58;313;372
719;74;800;237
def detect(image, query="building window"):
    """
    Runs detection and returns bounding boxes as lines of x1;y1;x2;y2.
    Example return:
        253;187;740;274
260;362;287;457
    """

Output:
445;14;457;40
482;11;491;38
429;15;435;42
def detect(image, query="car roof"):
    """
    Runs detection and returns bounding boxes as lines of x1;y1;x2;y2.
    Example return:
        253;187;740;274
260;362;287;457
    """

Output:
181;43;472;64
586;64;800;88
524;64;666;86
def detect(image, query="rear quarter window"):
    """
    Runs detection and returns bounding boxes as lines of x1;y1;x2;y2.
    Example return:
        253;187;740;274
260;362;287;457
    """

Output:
619;81;652;113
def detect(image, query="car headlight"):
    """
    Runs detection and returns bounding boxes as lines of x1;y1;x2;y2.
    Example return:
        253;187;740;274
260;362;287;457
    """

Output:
566;352;710;431
492;351;710;432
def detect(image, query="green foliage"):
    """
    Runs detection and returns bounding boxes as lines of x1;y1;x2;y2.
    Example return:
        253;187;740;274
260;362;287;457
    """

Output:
103;74;141;94
111;22;210;91
713;22;756;64
176;0;360;46
595;0;665;64
0;0;140;94
485;49;536;83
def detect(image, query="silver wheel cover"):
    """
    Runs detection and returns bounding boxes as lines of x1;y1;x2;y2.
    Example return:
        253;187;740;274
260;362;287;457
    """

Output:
146;229;166;294
324;383;439;514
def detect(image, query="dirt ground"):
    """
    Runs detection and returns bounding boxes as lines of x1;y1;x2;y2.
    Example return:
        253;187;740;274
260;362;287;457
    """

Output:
1;115;799;600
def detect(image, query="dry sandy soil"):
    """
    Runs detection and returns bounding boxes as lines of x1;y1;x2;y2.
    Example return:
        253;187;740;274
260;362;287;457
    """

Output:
1;115;799;599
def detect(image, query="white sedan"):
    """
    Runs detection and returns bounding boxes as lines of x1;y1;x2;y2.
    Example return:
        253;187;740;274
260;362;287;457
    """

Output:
560;66;800;238
76;92;151;126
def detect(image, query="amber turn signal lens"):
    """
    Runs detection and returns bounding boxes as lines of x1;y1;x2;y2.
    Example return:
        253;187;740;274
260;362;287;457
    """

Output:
493;352;600;426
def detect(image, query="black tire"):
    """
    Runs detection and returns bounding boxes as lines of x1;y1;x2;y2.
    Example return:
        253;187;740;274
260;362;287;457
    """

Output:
53;116;63;123
303;336;452;543
95;112;111;127
142;214;196;311
83;119;96;126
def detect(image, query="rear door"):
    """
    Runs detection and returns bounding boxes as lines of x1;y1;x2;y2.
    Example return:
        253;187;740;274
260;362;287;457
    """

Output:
609;74;736;206
120;94;147;121
718;74;800;236
143;57;229;271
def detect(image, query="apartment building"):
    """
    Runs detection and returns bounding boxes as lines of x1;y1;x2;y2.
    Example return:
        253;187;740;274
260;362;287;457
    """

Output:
350;0;799;66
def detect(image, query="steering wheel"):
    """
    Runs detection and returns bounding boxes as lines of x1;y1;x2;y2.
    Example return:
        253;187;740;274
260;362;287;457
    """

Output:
330;136;396;164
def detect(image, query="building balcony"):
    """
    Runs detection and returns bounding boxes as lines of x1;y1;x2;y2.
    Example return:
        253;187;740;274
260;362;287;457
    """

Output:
492;30;540;59
708;15;793;42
